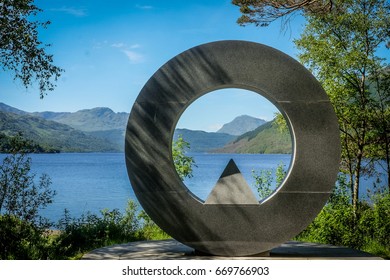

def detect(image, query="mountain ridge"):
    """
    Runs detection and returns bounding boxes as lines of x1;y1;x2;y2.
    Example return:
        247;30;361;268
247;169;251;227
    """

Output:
32;107;129;132
217;115;266;136
0;103;290;154
0;111;119;152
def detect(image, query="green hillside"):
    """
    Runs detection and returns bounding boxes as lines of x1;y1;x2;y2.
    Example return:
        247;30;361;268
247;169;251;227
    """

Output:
0;132;58;153
87;129;125;151
33;107;129;132
174;129;236;153
214;121;292;154
0;111;119;152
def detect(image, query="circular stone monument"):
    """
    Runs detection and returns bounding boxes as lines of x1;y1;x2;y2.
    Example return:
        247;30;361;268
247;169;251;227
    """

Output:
125;40;341;256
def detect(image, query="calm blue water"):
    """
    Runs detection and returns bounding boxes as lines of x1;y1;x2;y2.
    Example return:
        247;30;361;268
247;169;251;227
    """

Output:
183;153;292;200
0;153;386;223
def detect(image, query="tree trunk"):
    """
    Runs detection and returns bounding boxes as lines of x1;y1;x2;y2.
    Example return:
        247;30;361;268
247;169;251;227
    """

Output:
352;152;363;214
384;134;390;192
352;169;360;214
386;149;390;193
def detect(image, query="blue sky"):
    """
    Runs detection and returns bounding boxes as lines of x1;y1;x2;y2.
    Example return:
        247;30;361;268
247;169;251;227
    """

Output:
0;0;307;131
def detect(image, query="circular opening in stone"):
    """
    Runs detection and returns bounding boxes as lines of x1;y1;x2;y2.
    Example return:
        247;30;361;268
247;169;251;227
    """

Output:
171;88;293;203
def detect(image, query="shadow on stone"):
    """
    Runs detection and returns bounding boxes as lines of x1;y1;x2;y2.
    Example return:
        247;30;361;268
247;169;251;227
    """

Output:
82;240;382;260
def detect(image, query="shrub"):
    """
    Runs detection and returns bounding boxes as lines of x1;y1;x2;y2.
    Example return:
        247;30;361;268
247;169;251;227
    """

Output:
296;176;390;258
0;134;55;259
137;210;170;240
252;161;287;200
51;200;140;259
0;215;51;259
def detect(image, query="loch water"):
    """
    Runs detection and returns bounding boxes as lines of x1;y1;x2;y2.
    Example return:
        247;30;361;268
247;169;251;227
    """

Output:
0;153;385;223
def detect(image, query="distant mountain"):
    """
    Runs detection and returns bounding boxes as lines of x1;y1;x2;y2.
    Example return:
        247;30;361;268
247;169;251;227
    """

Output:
32;107;128;151
214;121;292;154
0;103;289;154
32;107;129;132
0;102;28;115
217;115;266;136
0;111;119;152
0;103;128;152
87;129;125;151
174;129;236;153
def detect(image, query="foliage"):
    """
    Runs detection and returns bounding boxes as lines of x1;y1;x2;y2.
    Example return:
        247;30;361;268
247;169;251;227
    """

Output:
252;169;273;199
275;161;287;186
0;134;55;226
0;132;58;153
296;177;390;258
273;112;288;134
137;210;170;241
0;215;51;259
294;0;390;210
0;0;63;97
51;200;140;259
0;133;55;259
172;135;196;180
50;199;170;259
297;176;362;248
252;161;287;200
368;192;390;248
232;0;337;27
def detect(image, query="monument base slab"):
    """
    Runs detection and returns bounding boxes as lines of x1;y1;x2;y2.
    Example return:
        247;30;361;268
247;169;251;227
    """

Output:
82;239;381;260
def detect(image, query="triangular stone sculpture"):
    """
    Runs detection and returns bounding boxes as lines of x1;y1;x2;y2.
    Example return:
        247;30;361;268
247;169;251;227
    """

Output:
204;159;259;204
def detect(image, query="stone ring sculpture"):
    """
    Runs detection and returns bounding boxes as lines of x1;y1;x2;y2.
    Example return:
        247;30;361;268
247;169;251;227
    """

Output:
125;40;341;256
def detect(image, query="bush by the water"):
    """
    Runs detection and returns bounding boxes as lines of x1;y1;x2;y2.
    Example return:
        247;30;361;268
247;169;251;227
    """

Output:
49;200;170;259
0;215;52;260
0;199;170;260
295;177;390;259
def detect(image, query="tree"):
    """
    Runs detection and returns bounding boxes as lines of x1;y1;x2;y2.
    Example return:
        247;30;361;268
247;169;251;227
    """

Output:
368;68;390;193
0;134;55;259
0;0;63;98
232;0;337;27
252;162;287;200
294;0;390;212
172;135;196;180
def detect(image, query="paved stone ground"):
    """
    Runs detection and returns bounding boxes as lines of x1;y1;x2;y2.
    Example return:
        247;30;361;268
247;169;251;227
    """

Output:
82;240;382;260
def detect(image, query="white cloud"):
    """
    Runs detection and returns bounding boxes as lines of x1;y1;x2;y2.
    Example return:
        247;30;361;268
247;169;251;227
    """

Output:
109;43;145;63
111;43;141;49
122;50;144;64
136;5;154;10
130;44;141;49
111;43;126;48
51;7;87;17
